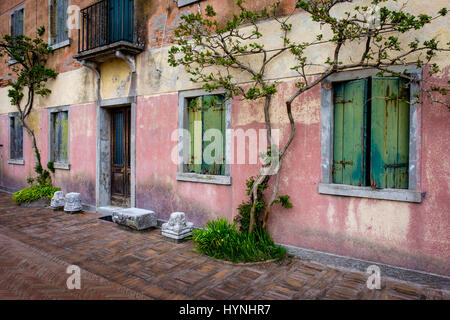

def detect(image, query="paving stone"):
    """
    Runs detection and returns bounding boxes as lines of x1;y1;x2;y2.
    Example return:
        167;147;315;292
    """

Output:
112;208;157;230
0;192;447;300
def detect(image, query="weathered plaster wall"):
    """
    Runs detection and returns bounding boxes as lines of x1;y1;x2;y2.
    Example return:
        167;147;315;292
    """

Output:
0;0;448;276
0;103;97;205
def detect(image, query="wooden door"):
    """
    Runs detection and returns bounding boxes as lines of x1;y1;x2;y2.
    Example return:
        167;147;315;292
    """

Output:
111;107;131;206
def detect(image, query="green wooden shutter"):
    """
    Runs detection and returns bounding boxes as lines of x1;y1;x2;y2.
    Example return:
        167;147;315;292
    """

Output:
54;111;69;163
13;9;24;36
370;77;410;189
202;95;225;175
187;97;202;173
332;79;368;186
14;116;23;160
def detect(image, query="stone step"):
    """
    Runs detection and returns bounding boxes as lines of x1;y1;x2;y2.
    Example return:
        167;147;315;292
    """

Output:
111;207;157;231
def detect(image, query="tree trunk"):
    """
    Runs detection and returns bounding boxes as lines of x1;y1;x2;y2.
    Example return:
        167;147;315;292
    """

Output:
20;118;43;173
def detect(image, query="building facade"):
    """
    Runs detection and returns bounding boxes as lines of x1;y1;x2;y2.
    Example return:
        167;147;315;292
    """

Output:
0;0;449;277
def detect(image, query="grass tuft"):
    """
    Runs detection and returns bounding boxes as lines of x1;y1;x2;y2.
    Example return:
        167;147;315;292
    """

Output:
12;185;61;204
191;217;286;263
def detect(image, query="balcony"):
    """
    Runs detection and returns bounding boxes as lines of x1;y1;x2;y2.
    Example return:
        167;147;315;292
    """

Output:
73;0;143;63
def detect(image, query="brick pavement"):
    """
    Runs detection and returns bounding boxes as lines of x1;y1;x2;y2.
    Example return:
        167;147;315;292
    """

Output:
0;192;447;300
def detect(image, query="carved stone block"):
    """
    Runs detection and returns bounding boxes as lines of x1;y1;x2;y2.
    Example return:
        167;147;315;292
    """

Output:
161;212;194;240
112;208;157;230
64;192;83;213
50;191;65;210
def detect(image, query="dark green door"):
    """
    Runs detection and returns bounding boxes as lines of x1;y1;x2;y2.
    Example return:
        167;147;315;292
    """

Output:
108;0;133;43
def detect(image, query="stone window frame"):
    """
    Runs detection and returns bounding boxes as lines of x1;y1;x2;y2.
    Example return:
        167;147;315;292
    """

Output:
176;88;232;185
319;65;422;203
8;112;24;165
178;0;203;8
48;106;71;170
48;0;71;50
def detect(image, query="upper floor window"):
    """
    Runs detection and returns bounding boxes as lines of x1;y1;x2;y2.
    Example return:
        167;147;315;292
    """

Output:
9;113;24;164
10;7;24;37
332;77;410;189
49;0;69;46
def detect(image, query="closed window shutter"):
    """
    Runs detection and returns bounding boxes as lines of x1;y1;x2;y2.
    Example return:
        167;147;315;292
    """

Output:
332;79;368;186
201;95;225;175
14;116;23;160
14;9;24;36
370;77;410;189
53;111;69;163
56;0;69;43
187;97;202;173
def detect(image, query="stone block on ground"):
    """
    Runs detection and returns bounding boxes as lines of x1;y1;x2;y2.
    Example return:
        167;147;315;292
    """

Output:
64;193;82;213
50;191;65;210
112;208;157;230
162;212;194;240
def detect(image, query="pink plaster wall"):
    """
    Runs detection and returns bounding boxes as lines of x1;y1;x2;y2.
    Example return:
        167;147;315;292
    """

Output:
132;74;449;276
0;79;448;276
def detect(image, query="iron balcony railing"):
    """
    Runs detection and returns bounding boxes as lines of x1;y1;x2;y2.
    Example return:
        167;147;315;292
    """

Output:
78;0;134;53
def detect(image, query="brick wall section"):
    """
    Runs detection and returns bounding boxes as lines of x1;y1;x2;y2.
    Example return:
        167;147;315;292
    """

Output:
0;0;298;81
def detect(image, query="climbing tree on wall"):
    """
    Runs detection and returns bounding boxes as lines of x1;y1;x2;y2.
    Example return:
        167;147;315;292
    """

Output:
169;0;449;233
0;27;58;185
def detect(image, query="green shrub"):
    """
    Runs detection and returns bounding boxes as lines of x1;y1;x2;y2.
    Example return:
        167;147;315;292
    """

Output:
12;185;61;204
191;218;286;263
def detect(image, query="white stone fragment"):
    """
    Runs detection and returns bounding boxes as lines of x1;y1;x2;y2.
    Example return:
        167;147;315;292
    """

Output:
64;192;83;213
112;208;157;230
161;212;194;240
50;191;65;209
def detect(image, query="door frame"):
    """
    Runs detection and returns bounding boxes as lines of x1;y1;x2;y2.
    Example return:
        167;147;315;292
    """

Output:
96;96;136;208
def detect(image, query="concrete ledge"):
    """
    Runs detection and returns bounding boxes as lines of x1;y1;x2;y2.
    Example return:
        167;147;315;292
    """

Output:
50;39;70;51
318;183;422;203
176;172;231;185
281;243;450;290
7;159;24;165
100;97;134;108
53;162;70;170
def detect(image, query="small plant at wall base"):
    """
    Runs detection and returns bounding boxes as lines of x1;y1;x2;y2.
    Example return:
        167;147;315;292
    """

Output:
12;185;60;204
169;0;449;235
191;218;286;263
0;26;58;187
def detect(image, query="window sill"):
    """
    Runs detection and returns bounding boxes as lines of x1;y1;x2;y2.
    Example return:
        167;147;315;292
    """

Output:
50;39;70;51
318;183;422;203
8;159;24;165
176;172;231;185
53;162;70;170
178;0;201;8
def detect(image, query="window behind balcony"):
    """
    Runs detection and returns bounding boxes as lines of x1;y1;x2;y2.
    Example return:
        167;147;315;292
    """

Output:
49;0;69;45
